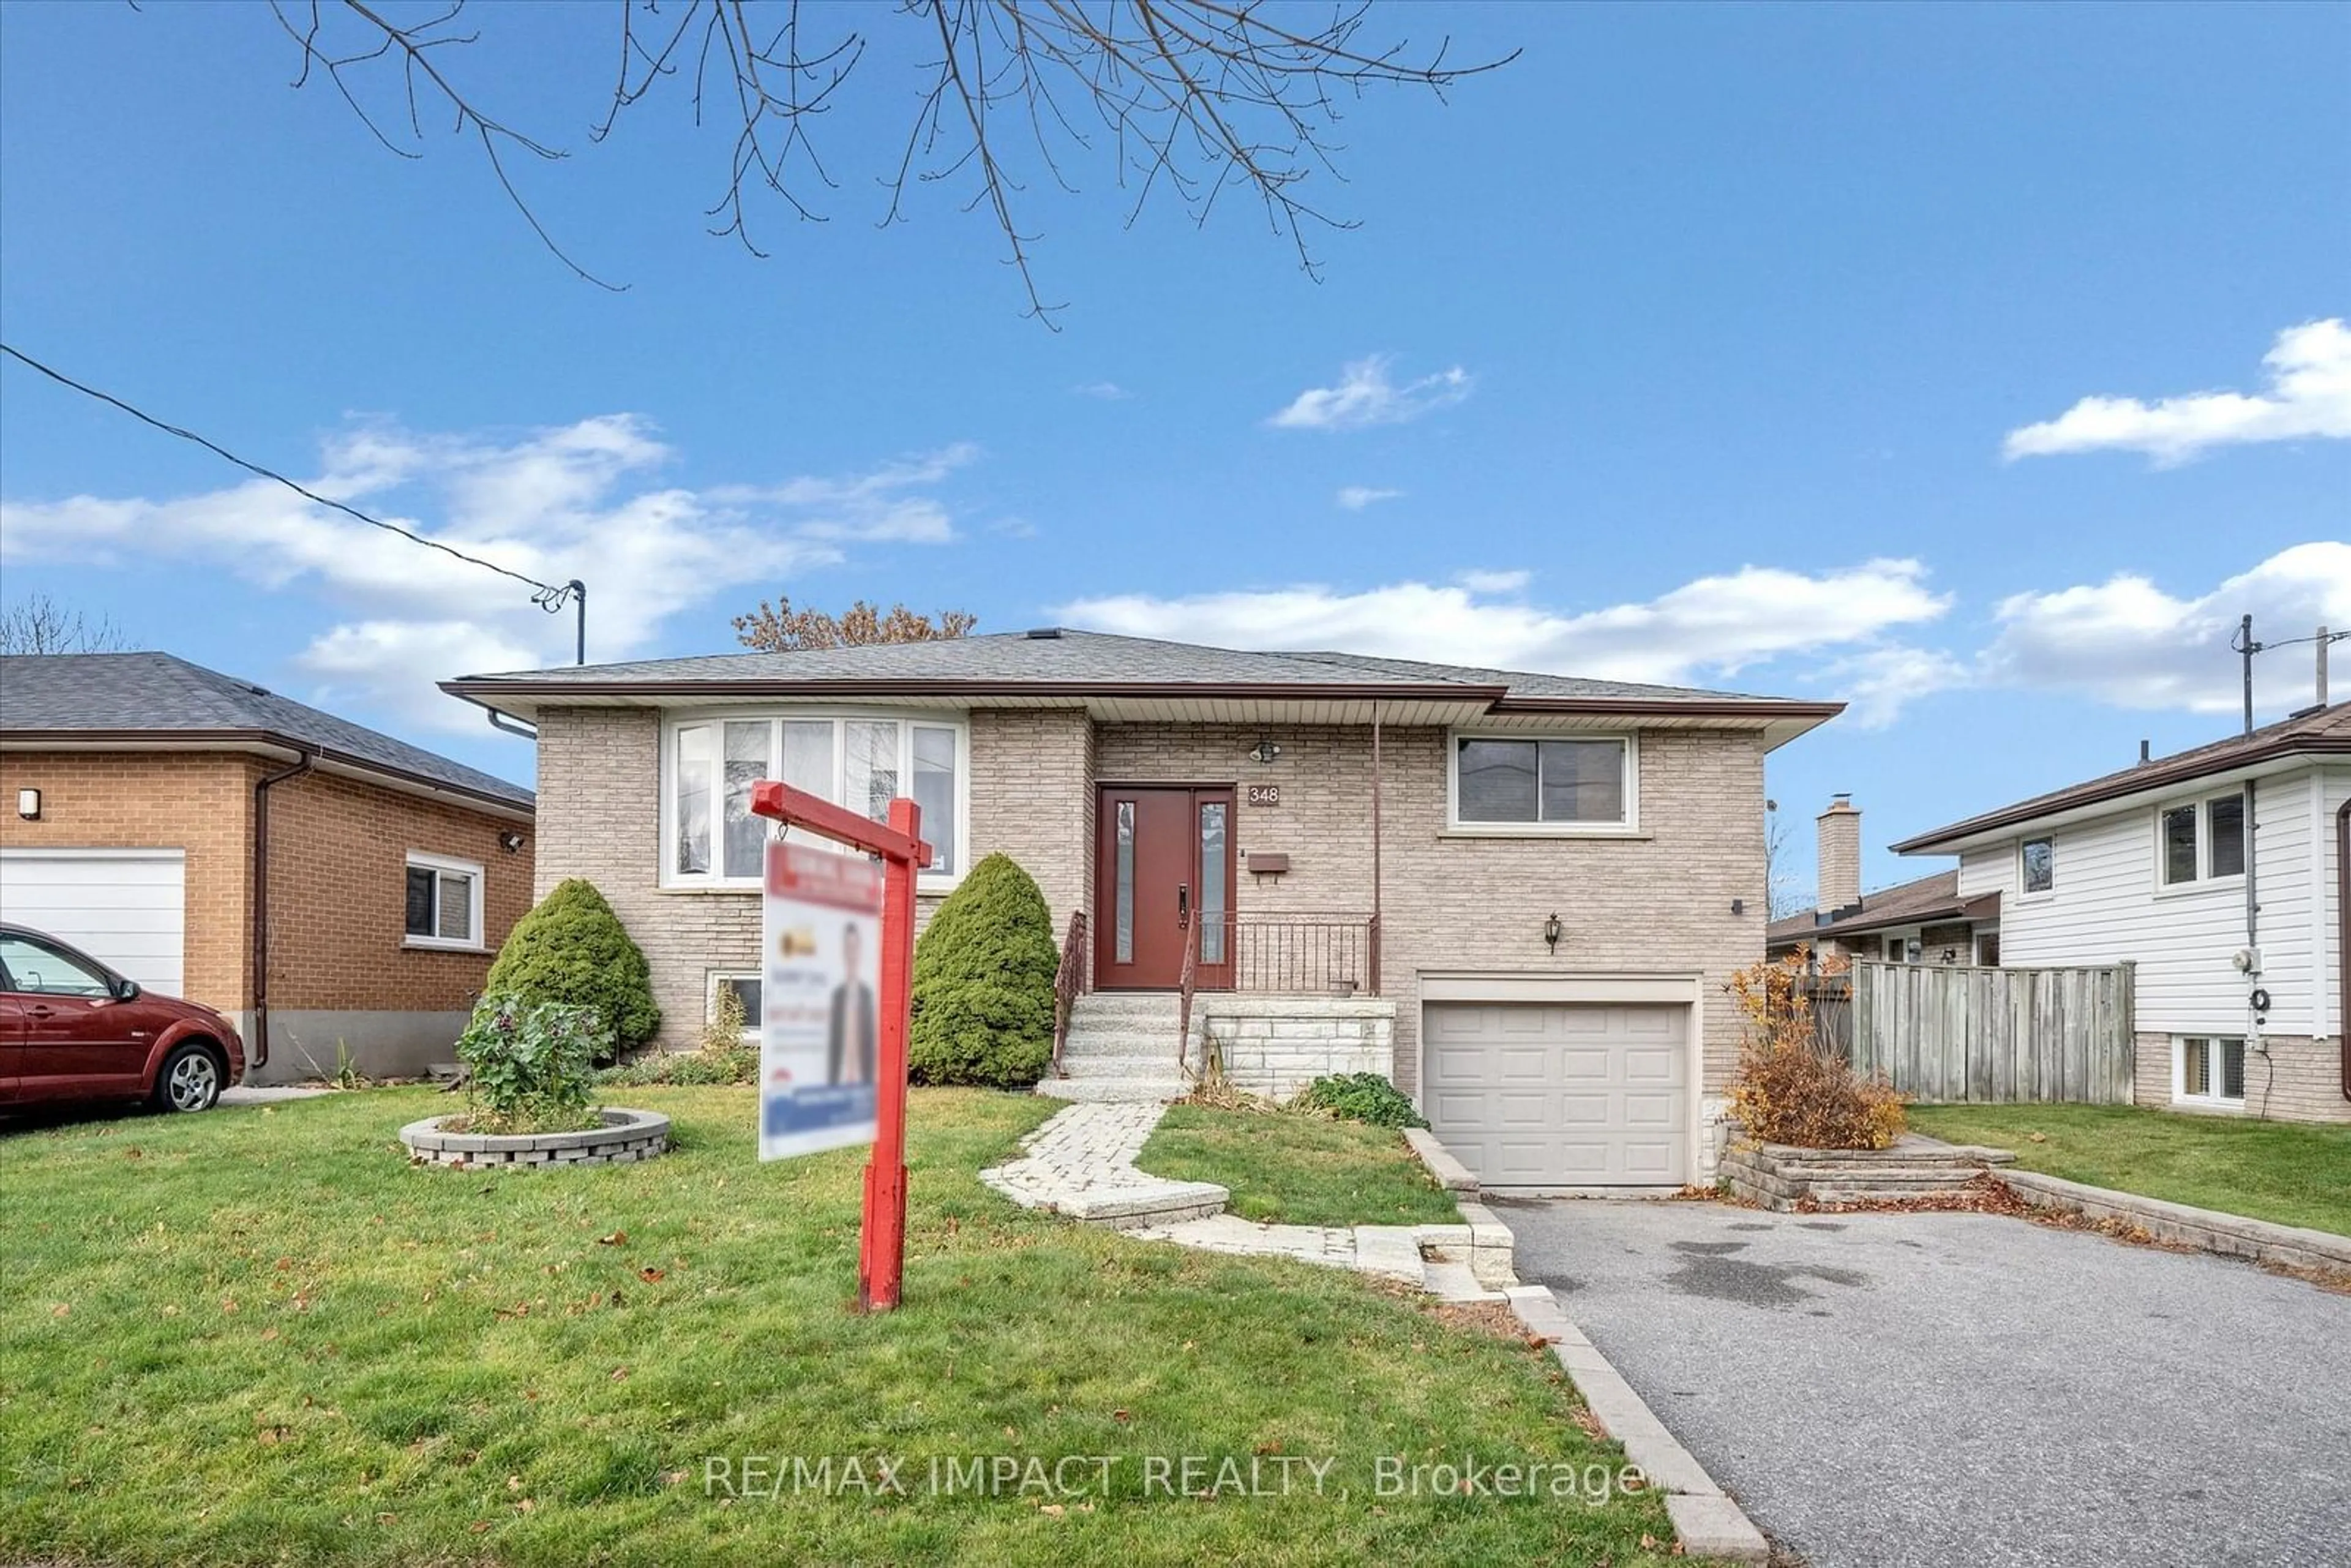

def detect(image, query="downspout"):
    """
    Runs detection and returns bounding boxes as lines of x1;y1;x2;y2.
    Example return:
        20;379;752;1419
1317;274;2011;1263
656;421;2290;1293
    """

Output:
2338;795;2350;1103
251;747;318;1072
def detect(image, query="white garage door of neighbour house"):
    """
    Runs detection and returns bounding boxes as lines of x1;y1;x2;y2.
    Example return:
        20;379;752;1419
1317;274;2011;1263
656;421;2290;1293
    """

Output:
1423;1002;1689;1188
0;849;188;996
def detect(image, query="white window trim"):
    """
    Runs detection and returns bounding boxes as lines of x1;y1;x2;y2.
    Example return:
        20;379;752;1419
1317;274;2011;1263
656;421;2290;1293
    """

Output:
2171;1034;2247;1110
403;850;486;951
2016;836;2057;902
1444;730;1640;837
2152;793;2248;895
706;971;762;1040
659;709;970;894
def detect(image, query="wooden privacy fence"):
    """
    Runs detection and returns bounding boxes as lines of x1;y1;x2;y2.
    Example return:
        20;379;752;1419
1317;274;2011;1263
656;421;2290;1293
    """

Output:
1849;961;2135;1104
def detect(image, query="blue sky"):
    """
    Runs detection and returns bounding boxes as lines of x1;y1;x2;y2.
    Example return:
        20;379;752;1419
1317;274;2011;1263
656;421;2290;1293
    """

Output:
2;1;2345;902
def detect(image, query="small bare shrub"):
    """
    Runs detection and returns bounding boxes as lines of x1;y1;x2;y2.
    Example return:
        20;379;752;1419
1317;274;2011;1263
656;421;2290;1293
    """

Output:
1723;951;1903;1150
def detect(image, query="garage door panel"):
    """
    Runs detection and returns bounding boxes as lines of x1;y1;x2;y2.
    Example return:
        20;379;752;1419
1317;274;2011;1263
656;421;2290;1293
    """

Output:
1622;1092;1682;1128
1556;1047;1613;1080
0;850;187;996
1425;1000;1689;1189
1622;1142;1680;1179
1495;1046;1553;1079
1623;1048;1679;1082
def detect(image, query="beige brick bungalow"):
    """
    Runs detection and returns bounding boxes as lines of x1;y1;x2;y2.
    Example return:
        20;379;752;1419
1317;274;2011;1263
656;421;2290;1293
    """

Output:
443;631;1840;1190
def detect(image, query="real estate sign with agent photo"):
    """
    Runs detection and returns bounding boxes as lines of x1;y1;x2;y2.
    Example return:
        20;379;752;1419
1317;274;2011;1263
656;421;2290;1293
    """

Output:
759;839;883;1161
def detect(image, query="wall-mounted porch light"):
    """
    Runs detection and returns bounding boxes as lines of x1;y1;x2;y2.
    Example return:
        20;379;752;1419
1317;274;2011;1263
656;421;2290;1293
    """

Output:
1543;912;1563;955
1247;737;1283;765
499;831;527;853
15;787;40;821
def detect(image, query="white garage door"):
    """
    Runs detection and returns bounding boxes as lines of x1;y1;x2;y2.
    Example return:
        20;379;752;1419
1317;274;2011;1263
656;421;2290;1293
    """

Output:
1423;1002;1689;1188
0;849;187;995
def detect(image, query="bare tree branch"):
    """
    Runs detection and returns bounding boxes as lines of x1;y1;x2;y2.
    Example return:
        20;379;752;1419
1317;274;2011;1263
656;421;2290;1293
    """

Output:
0;593;137;656
252;1;1516;320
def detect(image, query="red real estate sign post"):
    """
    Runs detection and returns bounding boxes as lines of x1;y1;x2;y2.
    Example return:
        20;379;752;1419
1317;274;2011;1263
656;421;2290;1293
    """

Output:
749;779;931;1314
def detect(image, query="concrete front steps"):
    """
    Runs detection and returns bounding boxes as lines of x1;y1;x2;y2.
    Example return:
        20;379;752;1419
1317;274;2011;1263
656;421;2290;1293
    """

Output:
1038;992;1198;1103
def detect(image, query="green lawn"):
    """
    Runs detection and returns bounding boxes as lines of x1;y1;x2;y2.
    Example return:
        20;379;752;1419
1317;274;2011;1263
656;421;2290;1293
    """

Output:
1907;1103;2351;1237
1141;1104;1462;1227
1;1087;1684;1567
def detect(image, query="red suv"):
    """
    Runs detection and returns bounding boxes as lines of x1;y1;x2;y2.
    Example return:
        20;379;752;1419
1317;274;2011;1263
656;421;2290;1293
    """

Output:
0;923;247;1112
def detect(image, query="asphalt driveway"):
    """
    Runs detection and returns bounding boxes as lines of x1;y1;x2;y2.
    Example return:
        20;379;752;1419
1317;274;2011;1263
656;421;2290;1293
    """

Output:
1505;1199;2351;1568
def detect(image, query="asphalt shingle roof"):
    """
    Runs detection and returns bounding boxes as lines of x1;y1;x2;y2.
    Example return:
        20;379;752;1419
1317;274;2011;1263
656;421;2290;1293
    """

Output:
1;652;533;809
445;629;1811;706
1893;700;2351;853
1766;869;1986;945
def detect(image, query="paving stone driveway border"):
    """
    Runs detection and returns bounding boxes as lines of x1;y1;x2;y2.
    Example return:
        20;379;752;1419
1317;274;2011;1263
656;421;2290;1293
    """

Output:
1994;1168;2351;1275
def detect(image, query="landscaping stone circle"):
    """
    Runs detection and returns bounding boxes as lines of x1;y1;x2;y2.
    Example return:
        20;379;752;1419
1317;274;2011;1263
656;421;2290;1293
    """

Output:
398;1108;672;1171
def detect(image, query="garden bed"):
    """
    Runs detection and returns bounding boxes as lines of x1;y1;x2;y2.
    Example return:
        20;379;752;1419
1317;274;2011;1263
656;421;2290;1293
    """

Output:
399;1107;671;1170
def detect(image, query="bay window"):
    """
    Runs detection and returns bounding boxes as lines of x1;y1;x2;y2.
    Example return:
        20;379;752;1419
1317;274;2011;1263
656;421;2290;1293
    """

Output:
665;714;965;888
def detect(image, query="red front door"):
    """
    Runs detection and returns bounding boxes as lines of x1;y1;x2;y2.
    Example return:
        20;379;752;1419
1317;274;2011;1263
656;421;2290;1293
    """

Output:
1095;786;1235;989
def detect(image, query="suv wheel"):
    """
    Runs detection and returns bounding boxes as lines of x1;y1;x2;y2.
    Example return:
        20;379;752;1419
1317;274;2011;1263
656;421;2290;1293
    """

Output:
155;1043;224;1112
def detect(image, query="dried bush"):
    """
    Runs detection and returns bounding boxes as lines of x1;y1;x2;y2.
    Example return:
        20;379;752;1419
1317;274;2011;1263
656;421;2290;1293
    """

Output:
598;983;757;1088
1723;951;1904;1150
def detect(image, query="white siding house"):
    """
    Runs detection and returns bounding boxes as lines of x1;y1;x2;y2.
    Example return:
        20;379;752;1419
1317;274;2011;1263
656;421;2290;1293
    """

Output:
1899;704;2349;1125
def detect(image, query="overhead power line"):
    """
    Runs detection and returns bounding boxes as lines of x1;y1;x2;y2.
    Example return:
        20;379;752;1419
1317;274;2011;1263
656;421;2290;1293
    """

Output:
0;341;585;661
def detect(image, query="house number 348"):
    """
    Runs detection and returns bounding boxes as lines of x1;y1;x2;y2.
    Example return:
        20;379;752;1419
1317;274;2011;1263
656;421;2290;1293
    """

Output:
1247;784;1281;807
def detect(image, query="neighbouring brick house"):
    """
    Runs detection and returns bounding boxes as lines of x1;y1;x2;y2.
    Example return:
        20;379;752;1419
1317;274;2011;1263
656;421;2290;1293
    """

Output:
1;653;534;1083
444;631;1840;1189
1891;700;2351;1125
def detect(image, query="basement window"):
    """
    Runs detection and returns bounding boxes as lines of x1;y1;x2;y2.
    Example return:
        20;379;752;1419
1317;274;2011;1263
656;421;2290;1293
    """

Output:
707;973;762;1041
404;852;484;950
2174;1035;2246;1108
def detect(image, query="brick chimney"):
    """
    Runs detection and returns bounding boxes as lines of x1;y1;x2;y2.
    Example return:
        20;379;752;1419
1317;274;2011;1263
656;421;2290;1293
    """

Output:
1816;795;1861;916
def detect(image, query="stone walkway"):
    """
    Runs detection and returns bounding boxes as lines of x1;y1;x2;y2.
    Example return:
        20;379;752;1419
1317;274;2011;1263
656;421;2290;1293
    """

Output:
980;1101;1229;1225
983;1100;1510;1301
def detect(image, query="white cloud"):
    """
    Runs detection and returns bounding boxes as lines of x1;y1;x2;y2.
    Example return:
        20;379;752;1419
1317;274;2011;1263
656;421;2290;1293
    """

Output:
2003;319;2351;465
1060;559;1954;713
1336;486;1403;510
298;621;547;730
1980;541;2351;712
1073;381;1130;400
0;418;975;730
1817;645;1973;729
1268;356;1472;432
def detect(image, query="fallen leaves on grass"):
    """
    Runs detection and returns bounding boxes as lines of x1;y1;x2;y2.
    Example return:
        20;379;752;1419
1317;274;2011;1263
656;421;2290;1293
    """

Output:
597;1231;626;1247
